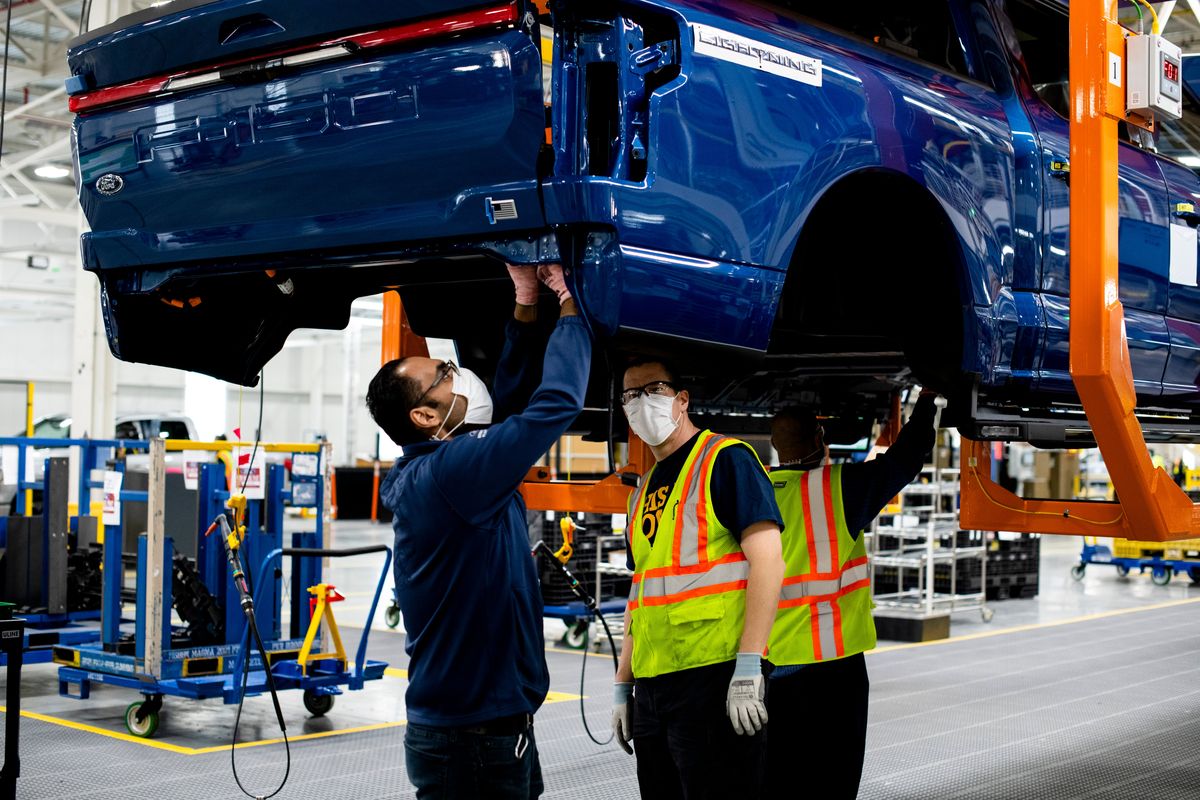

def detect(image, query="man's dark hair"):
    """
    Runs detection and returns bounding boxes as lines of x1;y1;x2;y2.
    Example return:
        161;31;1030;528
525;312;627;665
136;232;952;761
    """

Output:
367;358;431;446
624;356;686;392
773;406;822;440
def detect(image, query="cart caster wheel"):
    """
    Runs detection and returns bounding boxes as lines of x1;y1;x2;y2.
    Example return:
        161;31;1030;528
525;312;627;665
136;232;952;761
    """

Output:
561;619;589;650
1152;569;1173;587
124;701;160;738
1070;564;1086;582
1116;564;1131;577
384;604;401;629
980;607;995;623
303;690;335;717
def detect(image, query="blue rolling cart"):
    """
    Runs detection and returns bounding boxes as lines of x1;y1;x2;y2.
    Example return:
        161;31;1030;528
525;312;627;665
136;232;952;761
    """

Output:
53;442;392;736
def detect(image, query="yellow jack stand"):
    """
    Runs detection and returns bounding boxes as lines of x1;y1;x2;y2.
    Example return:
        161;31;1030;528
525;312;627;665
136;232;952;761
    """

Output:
298;584;347;676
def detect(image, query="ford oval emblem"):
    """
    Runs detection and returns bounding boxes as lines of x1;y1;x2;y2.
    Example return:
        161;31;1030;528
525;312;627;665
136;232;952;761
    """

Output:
96;174;124;196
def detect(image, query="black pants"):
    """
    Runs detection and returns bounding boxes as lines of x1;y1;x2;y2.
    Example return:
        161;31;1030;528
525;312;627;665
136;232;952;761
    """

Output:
766;653;869;800
632;661;766;800
405;721;542;799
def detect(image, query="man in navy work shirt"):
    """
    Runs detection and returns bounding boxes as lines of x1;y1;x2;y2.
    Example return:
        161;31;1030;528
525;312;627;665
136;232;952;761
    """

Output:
368;263;590;799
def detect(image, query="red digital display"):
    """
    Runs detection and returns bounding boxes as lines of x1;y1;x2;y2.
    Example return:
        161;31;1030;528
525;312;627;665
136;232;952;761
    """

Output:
1165;59;1180;84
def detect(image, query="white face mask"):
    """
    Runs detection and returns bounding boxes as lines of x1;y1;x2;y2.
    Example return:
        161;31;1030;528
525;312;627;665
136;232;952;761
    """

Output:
624;393;681;446
433;366;494;440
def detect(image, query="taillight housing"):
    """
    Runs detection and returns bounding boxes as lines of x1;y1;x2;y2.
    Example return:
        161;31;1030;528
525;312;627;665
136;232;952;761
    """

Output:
68;2;520;113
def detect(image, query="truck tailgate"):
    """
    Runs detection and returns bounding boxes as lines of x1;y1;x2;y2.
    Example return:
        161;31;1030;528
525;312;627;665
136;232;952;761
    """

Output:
69;1;546;273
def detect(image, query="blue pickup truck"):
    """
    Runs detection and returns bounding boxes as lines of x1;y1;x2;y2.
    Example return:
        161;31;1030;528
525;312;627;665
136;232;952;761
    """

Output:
65;0;1200;444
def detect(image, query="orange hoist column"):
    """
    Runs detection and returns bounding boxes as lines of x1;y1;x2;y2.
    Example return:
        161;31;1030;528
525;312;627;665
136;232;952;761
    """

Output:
382;290;430;364
963;4;1200;541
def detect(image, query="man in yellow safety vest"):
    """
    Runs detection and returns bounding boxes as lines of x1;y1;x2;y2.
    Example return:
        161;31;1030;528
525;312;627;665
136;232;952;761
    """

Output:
611;358;785;799
766;391;938;799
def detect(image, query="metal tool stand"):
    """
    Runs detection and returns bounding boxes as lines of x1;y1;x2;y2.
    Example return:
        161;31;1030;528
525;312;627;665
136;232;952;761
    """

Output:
53;439;390;736
0;444;127;666
0;604;25;800
871;457;993;641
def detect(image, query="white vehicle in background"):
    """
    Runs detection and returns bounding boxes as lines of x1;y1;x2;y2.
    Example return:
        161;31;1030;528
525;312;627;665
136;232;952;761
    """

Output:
114;414;202;475
113;414;198;442
2;413;199;513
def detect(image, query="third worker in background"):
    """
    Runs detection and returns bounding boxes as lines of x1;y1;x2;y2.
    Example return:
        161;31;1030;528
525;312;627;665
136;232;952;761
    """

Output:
611;358;785;800
765;391;939;799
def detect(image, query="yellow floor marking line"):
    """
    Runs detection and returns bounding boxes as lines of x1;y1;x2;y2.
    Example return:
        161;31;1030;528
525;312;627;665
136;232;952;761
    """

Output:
0;706;198;754
1;704;406;755
870;596;1200;656
8;656;588;753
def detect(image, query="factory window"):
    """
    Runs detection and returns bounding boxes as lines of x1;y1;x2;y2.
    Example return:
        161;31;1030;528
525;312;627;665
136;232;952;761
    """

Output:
778;1;969;76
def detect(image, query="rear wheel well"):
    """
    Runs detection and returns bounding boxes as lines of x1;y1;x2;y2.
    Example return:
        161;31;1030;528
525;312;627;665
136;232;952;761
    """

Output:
770;170;971;394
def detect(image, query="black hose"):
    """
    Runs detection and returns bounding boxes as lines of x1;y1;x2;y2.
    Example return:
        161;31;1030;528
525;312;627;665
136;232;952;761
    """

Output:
576;608;619;747
216;497;291;799
231;606;291;799
535;540;622;747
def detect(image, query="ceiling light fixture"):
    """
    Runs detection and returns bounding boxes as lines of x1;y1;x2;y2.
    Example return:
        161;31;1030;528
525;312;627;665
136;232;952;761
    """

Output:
33;164;71;180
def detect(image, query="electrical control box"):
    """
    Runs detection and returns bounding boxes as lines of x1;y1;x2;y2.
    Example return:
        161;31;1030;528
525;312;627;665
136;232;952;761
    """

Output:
1126;34;1183;120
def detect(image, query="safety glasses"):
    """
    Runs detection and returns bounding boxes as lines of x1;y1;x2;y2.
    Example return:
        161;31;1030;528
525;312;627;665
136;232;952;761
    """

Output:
620;380;678;406
415;360;458;408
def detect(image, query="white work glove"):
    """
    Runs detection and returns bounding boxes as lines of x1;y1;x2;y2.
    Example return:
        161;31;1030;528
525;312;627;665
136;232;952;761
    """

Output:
726;653;767;736
537;263;573;305
506;263;539;306
612;682;634;754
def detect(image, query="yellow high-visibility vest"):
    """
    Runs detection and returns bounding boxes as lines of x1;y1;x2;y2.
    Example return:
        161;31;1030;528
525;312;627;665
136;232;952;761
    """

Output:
626;431;750;679
767;464;876;664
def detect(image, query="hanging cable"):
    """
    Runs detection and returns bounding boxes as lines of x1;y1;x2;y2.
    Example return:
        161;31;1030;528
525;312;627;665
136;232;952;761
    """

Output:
1135;0;1160;34
1;0;15;169
78;0;93;35
220;371;291;799
241;371;266;497
603;348;617;475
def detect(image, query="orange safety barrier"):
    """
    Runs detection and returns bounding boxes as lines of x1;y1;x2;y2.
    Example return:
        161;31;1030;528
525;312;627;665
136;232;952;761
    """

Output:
962;3;1200;542
370;460;381;522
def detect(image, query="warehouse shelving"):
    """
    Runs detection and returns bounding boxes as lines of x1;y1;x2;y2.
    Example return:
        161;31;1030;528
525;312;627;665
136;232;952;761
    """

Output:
869;464;994;624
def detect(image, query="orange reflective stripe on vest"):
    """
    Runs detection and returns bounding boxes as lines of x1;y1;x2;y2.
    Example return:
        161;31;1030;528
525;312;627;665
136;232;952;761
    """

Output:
778;557;870;606
625;431;754;678
768;464;876;665
632;553;749;608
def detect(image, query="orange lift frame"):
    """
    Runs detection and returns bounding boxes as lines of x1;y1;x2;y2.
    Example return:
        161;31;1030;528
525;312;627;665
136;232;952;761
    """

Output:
962;1;1200;542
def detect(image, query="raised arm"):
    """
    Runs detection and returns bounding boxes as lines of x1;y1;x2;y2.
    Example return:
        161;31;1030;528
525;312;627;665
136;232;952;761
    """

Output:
432;286;591;524
490;265;547;422
841;392;938;533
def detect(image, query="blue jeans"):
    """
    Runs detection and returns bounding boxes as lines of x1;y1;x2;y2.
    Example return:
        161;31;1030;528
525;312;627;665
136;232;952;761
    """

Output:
405;722;543;799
